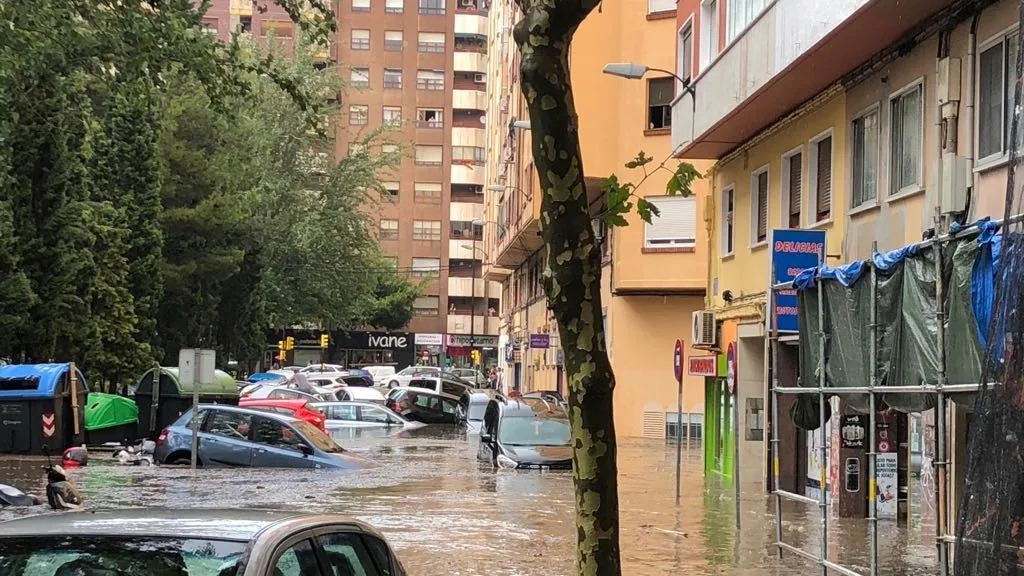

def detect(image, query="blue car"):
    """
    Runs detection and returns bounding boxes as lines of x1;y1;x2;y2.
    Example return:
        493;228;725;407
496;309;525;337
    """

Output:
153;405;372;470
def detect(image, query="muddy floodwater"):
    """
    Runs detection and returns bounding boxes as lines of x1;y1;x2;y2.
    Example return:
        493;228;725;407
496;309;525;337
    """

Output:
0;429;938;575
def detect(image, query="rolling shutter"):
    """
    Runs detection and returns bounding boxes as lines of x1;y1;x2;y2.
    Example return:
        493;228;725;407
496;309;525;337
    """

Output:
816;136;832;219
788;153;802;227
644;196;697;247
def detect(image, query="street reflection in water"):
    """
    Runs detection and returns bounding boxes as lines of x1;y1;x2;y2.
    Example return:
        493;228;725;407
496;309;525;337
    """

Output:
0;429;938;575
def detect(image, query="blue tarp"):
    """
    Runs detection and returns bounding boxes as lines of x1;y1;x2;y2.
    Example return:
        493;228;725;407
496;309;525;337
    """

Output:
0;364;83;400
247;372;287;383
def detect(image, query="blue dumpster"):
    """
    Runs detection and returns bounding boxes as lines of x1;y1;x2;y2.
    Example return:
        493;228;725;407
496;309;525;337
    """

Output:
0;363;88;455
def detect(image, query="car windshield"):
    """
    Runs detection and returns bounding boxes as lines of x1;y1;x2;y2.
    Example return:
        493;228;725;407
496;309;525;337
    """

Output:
467;403;487;421
0;536;247;576
497;416;571;446
293;419;343;453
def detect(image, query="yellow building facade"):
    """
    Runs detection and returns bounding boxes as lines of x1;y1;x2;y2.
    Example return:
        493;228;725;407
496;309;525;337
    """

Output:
484;0;709;440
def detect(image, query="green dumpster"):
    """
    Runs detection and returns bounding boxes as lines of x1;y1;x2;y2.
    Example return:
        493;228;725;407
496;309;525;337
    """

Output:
134;367;239;439
84;393;140;444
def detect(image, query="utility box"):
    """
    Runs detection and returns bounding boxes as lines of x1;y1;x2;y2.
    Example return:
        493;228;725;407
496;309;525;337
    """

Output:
0;364;88;455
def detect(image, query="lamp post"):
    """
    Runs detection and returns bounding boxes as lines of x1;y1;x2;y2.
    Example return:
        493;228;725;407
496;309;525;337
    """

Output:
602;62;697;144
463;219;487;369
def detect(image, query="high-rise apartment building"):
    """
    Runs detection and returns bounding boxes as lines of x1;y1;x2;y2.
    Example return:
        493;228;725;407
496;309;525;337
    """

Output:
202;0;500;369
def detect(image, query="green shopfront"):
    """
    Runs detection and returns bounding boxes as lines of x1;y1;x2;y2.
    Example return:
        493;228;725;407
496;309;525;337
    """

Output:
702;353;736;484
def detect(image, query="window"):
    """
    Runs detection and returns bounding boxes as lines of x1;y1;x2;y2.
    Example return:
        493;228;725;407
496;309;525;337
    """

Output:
417;108;444;128
451;220;482;239
415;182;442;203
412;257;441;277
385;0;403;12
350;67;369;89
721;186;735;255
677;22;693;86
647;77;673;130
727;0;766;42
417;69;445;90
750;167;768;245
349;104;368;125
419;0;445;15
274;540;321;576
253;417;306;452
415;145;443;166
979;32;1021;160
381;181;399;198
889;82;923;196
380;219;399;240
317;532;383;576
666;412;704;445
648;0;674;14
700;0;719;69
382;144;399;155
418;32;445;53
413;220;442;241
383;106;402;126
351;29;370;50
384;30;403;51
781;149;802;228
327;404;357;421
851;109;879;208
452;146;485;164
261;20;294;38
643;195;697;248
203;410;252;440
414;296;440;316
352;0;370;11
239;15;252;33
384;68;402;89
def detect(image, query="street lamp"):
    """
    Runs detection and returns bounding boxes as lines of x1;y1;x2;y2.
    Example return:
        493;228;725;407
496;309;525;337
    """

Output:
511;119;532;130
462;221;487;367
602;61;697;145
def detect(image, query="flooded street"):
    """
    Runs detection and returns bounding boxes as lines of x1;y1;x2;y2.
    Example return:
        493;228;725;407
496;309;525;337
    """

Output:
0;430;939;575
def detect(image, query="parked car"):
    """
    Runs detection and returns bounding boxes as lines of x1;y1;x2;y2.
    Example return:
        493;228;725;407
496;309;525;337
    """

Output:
299;364;346;374
385;387;461;425
247;372;288;384
336;386;386;404
314;401;424;430
0;508;407;576
306;370;374;389
385;366;474;389
405;375;475;399
243;383;338;403
238;398;327;432
522;390;568;409
458;390;503;434
478;397;572;470
451;368;487;388
363;365;397;386
153;405;370;470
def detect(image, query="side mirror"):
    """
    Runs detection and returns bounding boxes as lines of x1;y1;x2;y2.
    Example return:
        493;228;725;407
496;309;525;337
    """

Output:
299;444;314;457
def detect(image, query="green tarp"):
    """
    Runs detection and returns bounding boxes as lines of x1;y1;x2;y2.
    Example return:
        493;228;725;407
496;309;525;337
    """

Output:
136;367;239;397
84;393;139;430
796;236;983;420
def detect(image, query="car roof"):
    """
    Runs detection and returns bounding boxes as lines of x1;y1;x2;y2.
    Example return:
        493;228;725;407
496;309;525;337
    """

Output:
197;404;301;424
314;401;384;408
239;398;308;409
0;508;368;541
494;398;567;419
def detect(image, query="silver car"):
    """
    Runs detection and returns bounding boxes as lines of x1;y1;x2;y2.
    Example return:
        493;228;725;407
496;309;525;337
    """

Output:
314;401;423;430
0;508;406;575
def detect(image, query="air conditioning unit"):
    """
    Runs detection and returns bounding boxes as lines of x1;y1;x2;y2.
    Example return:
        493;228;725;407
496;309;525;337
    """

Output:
692;311;717;348
459;0;475;7
474;73;486;84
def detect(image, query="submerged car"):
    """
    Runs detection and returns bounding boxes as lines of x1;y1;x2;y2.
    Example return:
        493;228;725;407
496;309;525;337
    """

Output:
386;387;461;425
238;398;327;432
458;390;503;434
153;405;370;470
242;383;338;403
384;366;472;389
314;401;424;430
451;368;488;388
335;386;386;404
478;397;572;470
0;508;407;576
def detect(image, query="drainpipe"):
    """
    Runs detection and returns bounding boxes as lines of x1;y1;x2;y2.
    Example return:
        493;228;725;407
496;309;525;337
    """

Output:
936;32;949;232
966;14;981;219
705;164;718;310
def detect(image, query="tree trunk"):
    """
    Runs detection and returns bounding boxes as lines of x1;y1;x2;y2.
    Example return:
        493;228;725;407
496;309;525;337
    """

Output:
513;2;620;575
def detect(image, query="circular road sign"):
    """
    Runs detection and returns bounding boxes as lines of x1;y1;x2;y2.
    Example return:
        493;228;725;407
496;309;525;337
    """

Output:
673;339;684;381
726;342;737;395
878;440;890;453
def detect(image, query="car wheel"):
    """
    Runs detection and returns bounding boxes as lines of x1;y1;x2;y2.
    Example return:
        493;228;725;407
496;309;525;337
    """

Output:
168;453;198;466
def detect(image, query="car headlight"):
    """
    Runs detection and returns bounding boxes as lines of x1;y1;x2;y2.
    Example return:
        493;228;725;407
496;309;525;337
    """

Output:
496;454;518;469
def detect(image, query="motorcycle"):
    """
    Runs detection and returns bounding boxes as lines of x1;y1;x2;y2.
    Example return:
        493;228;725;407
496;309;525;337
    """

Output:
112;440;156;466
42;446;83;511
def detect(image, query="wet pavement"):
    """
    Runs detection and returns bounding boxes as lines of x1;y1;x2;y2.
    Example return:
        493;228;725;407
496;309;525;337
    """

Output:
0;428;939;575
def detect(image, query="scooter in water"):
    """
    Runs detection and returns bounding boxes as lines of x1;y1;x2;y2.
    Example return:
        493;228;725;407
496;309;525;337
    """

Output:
112;439;155;466
42;446;83;511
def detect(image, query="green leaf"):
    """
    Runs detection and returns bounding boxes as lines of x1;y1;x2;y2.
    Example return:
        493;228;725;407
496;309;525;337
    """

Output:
604;213;629;228
624;150;653;170
666;162;703;197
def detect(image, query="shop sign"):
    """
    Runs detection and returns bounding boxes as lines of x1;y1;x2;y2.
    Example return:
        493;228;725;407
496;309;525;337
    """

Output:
687;355;718;377
770;229;826;333
529;334;550;349
840;415;866;449
446;334;499;347
414;333;443;346
367;334;408;349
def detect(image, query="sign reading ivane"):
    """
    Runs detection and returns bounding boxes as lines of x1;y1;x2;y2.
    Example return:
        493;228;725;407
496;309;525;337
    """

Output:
367;334;408;349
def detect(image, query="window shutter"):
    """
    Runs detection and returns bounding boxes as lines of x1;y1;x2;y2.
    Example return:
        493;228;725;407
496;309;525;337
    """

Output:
757;171;768;241
816;137;832;219
788;153;801;217
644;196;697;246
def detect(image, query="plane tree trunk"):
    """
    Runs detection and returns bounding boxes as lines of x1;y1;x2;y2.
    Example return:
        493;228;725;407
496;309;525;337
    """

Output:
513;2;620;574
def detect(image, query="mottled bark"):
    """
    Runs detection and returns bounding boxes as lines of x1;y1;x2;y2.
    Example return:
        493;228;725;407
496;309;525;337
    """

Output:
513;2;620;575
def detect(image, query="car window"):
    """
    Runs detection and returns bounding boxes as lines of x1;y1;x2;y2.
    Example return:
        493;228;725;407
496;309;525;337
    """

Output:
274;539;321;576
185;409;207;431
270;389;300;400
342;377;366;387
359;406;390;423
360;535;396;576
441;382;466;397
1;537;247;576
441;398;458;415
317;533;380;576
397;367;417;376
408;378;435;392
203;411;252;440
253;417;307;452
328;404;357;420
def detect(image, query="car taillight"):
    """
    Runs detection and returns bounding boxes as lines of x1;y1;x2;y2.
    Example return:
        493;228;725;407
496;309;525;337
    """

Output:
156;429;168;446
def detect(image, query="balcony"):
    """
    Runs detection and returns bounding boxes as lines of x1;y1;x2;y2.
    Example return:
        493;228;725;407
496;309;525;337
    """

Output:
453;51;487;74
230;0;253;15
448;277;501;297
453;89;488;111
449;238;483;260
450;201;484;222
454;13;487;37
447;315;500;336
452;126;486;148
671;0;955;159
451;163;485;185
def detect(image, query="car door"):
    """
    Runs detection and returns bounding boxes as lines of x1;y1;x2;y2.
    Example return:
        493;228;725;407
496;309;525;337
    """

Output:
262;535;325;576
326;404;362;427
313;529;392;576
357;405;394;428
250;416;320;468
200;410;254;467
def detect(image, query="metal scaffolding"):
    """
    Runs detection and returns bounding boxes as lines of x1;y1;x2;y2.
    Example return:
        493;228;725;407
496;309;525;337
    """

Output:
765;213;1022;576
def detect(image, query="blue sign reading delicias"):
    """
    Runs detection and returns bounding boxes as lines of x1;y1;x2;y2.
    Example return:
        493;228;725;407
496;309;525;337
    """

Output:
770;229;825;333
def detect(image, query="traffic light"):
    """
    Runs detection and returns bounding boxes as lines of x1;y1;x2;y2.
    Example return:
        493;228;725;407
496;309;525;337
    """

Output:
285;336;295;351
277;340;284;352
320;334;329;349
471;350;481;366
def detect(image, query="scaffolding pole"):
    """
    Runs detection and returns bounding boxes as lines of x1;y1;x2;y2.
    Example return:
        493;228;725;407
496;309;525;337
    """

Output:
868;240;879;576
933;212;951;576
816;268;829;576
770;262;784;561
